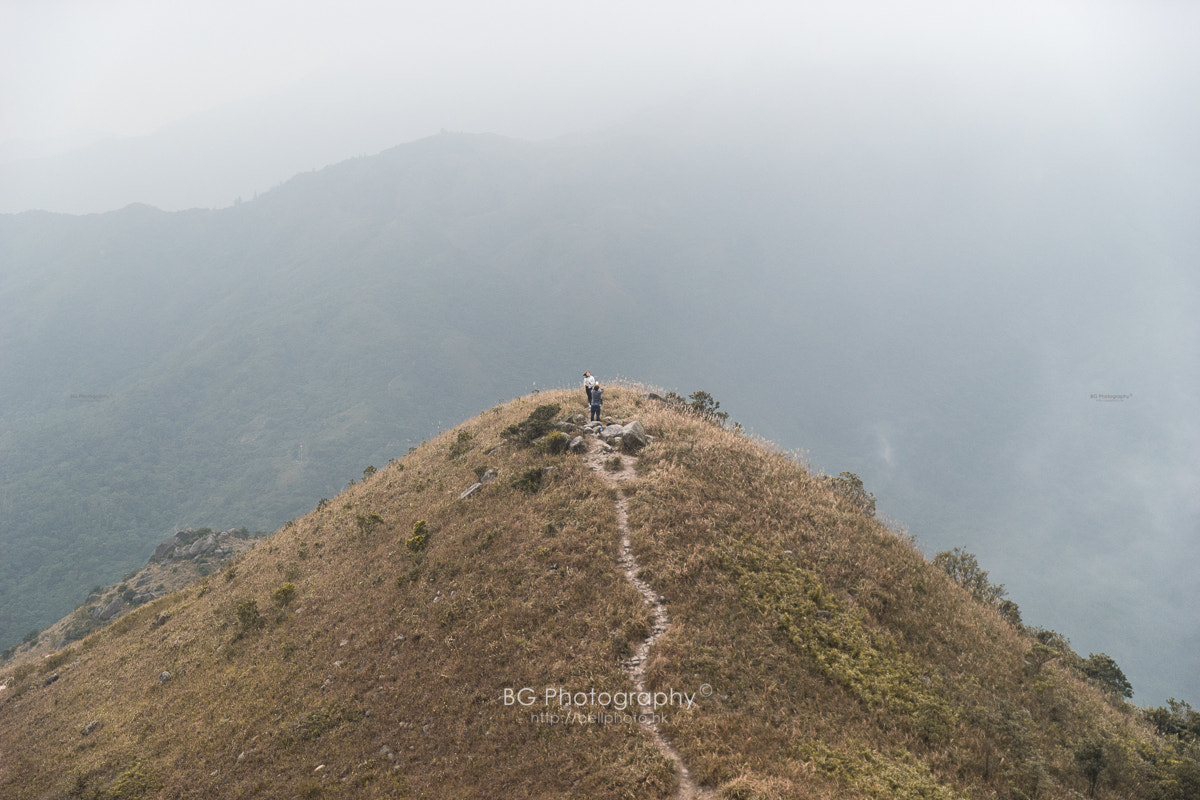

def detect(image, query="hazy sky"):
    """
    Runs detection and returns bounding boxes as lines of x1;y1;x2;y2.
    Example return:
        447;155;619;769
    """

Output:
3;1;1197;152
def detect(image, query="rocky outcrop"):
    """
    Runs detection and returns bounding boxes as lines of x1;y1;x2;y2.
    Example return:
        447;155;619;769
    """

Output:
149;528;247;564
582;419;653;453
93;597;124;621
458;467;500;500
151;540;176;562
620;420;650;452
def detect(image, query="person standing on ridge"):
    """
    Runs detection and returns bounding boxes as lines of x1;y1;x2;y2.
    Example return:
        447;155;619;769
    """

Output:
590;383;604;422
583;371;598;405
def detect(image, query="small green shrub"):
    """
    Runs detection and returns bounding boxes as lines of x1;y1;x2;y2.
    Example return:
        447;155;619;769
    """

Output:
503;404;561;445
536;431;569;454
235;599;263;632
407;520;429;553
297;778;324;799
272;582;296;607
448;429;474;458
998;598;1023;628
355;512;383;538
511;467;545;493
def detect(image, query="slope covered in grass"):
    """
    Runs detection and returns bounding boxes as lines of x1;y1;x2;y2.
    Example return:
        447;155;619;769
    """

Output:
1;386;1194;799
622;405;1198;798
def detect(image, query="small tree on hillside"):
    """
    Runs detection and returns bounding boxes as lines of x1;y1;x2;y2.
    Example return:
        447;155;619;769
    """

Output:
1145;699;1200;741
1082;652;1134;699
664;390;730;427
235;599;263;634
932;547;1007;607
685;390;729;425
1023;626;1087;676
997;599;1023;628
1074;740;1106;797
830;472;876;518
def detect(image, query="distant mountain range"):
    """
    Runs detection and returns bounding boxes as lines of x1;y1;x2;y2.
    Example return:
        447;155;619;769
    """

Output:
1;127;1196;707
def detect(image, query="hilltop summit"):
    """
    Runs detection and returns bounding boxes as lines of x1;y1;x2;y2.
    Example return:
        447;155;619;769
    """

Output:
1;385;1195;799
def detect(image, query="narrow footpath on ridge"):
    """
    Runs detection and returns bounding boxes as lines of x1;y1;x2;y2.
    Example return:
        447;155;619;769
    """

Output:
583;440;709;800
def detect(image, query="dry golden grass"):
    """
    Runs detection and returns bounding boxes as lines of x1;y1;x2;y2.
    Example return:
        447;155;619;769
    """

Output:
0;384;1191;799
620;394;1188;800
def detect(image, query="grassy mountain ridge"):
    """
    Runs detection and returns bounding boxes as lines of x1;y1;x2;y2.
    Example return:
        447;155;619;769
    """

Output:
1;386;1193;799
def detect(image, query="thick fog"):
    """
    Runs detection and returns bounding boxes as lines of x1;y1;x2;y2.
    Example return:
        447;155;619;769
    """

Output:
5;1;1196;212
2;1;1198;704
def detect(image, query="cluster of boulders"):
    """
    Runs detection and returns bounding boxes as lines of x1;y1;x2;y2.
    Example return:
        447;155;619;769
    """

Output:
556;416;652;454
81;529;250;625
149;527;244;563
91;596;129;622
88;567;161;621
86;529;243;621
585;419;651;453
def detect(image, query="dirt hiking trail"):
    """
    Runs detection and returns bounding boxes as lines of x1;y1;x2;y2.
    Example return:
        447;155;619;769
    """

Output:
584;442;711;800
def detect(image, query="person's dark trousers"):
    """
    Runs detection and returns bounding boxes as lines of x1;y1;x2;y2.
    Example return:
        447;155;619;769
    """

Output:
590;404;601;421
